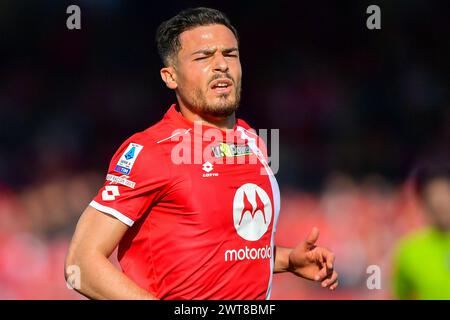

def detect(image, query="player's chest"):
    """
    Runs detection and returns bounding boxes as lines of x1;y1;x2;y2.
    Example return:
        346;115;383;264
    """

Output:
164;157;276;233
174;157;273;201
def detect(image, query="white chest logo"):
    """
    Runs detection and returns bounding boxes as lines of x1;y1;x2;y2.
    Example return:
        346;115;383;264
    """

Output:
233;183;272;241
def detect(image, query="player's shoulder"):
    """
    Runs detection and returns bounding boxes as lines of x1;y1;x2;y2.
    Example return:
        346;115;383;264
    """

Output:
110;121;176;171
236;117;253;131
110;121;175;176
236;117;255;133
236;117;269;154
236;117;261;140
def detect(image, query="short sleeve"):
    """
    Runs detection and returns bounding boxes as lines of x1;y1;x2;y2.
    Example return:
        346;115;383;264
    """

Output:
90;135;170;226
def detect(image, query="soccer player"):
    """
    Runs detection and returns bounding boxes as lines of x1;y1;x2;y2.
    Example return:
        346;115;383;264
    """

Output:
65;7;338;299
392;164;450;299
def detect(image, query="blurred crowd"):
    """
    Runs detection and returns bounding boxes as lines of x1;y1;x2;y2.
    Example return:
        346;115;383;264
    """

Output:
0;172;103;299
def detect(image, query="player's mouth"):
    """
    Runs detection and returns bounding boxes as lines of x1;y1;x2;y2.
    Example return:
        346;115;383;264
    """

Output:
209;78;233;95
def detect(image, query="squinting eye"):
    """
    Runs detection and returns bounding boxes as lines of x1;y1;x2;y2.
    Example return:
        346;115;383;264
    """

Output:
194;56;208;61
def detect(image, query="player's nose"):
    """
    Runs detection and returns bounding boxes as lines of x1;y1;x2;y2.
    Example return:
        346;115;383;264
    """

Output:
212;53;229;73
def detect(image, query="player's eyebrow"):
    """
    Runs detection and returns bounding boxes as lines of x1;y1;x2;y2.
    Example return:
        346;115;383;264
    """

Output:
192;47;239;56
222;47;239;54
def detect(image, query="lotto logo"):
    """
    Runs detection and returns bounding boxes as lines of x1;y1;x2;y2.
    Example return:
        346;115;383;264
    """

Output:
102;186;120;201
202;161;213;173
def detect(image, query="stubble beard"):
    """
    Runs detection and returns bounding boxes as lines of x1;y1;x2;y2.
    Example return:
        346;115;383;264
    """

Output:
186;82;241;118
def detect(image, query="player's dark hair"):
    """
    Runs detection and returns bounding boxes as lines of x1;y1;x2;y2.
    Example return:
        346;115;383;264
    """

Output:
413;163;450;198
156;7;239;66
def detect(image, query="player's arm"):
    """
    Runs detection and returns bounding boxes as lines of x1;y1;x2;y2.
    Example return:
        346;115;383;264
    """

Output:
65;205;157;300
273;246;292;273
273;228;338;290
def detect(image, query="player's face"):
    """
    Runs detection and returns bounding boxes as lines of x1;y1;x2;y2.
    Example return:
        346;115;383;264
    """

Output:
423;178;450;231
173;24;242;118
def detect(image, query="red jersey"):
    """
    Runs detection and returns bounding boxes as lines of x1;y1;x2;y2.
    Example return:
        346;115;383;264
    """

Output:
90;104;281;299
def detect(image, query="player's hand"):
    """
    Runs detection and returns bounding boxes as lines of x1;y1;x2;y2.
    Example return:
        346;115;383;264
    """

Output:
288;227;338;290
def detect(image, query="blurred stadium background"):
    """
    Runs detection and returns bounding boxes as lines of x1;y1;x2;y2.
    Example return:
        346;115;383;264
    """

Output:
0;0;449;299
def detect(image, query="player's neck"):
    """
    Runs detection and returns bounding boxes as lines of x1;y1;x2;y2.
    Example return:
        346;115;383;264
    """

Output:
177;103;236;130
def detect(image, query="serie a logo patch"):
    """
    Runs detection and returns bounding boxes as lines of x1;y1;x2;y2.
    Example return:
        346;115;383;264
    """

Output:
114;143;144;175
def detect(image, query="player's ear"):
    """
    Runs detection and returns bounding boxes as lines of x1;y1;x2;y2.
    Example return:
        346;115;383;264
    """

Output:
160;66;178;90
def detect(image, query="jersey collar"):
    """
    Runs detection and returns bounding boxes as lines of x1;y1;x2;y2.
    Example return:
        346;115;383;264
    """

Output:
164;103;241;133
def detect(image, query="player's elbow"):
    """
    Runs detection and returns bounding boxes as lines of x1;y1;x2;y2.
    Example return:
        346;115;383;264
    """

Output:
64;241;96;295
64;238;92;284
64;244;80;283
